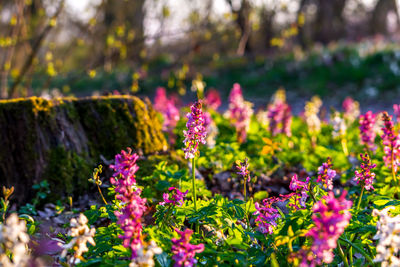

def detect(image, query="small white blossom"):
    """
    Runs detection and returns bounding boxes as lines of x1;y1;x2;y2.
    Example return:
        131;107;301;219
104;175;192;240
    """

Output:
60;213;95;264
373;207;400;267
0;213;30;267
130;241;162;267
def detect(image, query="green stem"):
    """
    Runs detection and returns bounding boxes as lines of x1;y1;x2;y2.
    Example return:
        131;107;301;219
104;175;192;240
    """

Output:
192;157;197;212
337;241;350;267
339;237;374;265
356;186;365;211
96;184;108;205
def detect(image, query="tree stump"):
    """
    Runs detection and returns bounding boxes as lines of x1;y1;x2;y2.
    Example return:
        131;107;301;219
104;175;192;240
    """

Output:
0;95;167;203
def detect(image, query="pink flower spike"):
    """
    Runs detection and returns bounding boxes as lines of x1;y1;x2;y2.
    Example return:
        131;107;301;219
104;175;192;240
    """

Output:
359;111;377;151
171;228;204;267
159;187;188;207
182;101;207;159
354;153;376;190
316;158;336;191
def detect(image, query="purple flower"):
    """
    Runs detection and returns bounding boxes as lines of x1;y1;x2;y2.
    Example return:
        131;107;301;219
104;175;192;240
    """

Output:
288;174;310;208
305;191;352;265
381;112;400;172
236;158;250;182
359;111;377;151
316;158;336;191
354;153;376;190
394;104;400;123
154;87;180;143
253;197;281;234
110;148;147;259
171;228;204;267
160;187;188;207
267;101;292;137
183;101;207;159
204;89;221;111
226;83;253;143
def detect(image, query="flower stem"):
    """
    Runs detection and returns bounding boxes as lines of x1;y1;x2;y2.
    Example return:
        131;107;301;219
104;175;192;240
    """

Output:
391;149;397;182
339;237;374;265
356;186;365;211
341;138;349;156
337;241;350;267
97;184;108;205
192;157;197;212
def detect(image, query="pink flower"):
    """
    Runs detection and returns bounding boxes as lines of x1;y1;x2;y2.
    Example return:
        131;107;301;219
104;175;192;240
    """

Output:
354;153;376;190
154;87;180;143
381;112;400;172
109;148;147;259
236;158;250;182
394;104;400;123
225;83;253;143
342;97;360;123
305;191;352;265
253;197;281;234
288;174;310;208
359;111;377;151
267;101;292;137
316;158;336;191
183;101;207;159
171;228;204;267
204;89;221;111
160;187;188;207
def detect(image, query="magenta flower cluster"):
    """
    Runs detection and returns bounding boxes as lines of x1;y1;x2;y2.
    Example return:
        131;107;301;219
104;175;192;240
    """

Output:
226;83;253;143
381;112;400;171
109;148;147;259
236;158;250;182
354;153;376;190
253;197;281;234
204;89;221;111
171;228;204;267
316;157;336;191
267;100;292;137
160;187;188;207
305;191;352;266
288;174;310;209
394;104;400;123
183;101;207;159
359;111;377;151
154;87;180;142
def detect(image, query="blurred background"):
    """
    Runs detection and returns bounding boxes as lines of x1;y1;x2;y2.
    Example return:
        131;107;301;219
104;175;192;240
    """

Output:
1;0;400;109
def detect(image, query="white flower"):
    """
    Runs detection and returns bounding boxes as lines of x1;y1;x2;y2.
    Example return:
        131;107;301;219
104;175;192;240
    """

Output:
331;112;347;138
130;241;162;267
0;213;30;267
373;207;400;267
60;214;96;263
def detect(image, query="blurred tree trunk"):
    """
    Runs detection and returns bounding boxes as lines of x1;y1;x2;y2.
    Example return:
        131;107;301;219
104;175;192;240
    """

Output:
371;0;399;35
226;0;252;55
314;0;347;44
260;7;275;50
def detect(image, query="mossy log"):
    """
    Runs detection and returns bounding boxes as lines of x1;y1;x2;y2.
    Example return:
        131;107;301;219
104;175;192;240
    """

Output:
0;95;167;203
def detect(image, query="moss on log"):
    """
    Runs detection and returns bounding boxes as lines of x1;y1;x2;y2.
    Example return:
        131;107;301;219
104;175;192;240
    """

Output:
0;95;167;203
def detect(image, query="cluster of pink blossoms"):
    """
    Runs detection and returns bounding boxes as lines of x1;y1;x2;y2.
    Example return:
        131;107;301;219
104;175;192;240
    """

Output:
381;112;400;171
303;191;352;266
359;111;377;151
171;228;204;267
316;158;336;191
204;89;221;111
394;104;400;123
160;187;188;207
287;174;310;209
253;197;281;234
342;97;360;124
183;101;207;159
354;153;376;191
267;99;292;137
225;83;253;143
236;158;250;182
109;148;147;259
154;87;180;143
